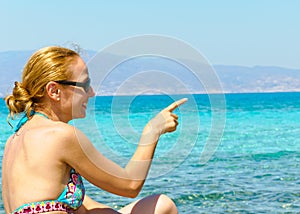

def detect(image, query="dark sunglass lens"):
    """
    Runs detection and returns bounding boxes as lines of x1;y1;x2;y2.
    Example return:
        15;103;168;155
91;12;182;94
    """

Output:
84;79;91;92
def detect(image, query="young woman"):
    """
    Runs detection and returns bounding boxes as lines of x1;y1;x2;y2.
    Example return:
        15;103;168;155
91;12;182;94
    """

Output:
2;46;187;213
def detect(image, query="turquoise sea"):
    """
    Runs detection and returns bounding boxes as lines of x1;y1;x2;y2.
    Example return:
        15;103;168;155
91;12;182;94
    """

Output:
0;92;299;213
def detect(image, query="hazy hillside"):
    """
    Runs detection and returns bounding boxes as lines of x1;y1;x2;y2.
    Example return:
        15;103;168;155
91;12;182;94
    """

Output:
1;50;300;97
215;65;300;93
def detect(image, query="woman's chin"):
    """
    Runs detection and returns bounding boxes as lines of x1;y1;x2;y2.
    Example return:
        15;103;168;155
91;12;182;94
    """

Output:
72;112;86;120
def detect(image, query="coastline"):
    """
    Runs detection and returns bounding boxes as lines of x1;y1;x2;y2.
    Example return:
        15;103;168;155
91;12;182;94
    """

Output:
1;90;300;99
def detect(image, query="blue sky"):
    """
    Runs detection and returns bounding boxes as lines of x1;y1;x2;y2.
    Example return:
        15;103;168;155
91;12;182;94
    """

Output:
1;0;299;69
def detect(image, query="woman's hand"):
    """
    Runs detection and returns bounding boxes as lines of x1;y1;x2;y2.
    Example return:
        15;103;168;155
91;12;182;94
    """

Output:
147;98;188;135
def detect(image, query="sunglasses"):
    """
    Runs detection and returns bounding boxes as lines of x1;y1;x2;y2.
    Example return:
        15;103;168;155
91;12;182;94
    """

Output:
55;78;91;93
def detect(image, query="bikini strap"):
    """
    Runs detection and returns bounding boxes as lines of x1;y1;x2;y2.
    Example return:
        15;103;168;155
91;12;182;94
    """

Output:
14;111;34;132
14;111;49;132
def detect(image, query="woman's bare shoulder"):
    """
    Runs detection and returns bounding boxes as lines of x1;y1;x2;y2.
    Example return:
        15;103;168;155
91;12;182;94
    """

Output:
26;120;81;147
47;121;77;135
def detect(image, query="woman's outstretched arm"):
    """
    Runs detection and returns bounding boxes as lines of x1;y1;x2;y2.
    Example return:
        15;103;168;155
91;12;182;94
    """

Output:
61;98;187;198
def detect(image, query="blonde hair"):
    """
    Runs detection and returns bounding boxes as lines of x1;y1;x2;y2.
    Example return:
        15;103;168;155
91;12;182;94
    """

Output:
5;46;79;121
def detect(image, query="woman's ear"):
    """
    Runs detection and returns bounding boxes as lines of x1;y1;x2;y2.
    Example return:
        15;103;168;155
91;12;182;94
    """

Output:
46;81;61;101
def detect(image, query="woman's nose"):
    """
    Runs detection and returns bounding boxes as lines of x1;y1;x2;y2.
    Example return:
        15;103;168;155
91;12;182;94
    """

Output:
88;87;96;97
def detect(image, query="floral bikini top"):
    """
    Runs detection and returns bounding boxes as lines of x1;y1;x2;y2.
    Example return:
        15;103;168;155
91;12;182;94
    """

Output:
12;112;85;213
12;168;85;214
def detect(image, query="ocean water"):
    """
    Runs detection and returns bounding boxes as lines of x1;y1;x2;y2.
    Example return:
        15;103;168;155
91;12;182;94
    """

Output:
0;92;299;213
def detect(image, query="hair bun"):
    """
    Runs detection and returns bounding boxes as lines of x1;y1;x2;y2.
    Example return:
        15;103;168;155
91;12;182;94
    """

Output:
5;81;33;118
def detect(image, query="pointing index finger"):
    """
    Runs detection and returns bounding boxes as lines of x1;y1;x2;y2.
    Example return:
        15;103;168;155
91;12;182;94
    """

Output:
166;98;188;112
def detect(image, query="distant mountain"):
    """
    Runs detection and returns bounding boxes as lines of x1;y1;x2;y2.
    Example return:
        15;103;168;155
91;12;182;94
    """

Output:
1;50;300;97
0;50;33;97
214;65;300;93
